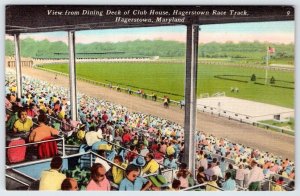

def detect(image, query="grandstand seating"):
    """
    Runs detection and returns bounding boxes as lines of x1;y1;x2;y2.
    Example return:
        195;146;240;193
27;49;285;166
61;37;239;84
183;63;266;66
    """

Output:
5;71;295;191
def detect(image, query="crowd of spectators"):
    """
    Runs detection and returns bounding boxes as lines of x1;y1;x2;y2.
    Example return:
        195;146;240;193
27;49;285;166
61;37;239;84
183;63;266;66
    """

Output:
5;71;295;191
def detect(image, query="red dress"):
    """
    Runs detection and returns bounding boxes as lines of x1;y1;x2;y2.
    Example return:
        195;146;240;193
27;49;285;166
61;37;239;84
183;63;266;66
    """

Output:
38;136;58;159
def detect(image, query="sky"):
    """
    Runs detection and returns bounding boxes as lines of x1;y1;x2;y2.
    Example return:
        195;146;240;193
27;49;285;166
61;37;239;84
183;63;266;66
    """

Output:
6;21;294;44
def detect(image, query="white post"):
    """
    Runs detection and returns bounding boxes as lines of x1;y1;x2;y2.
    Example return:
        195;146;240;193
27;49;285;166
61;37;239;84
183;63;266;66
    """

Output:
265;47;269;85
14;34;22;98
68;31;78;121
62;137;66;157
183;24;199;176
90;153;93;167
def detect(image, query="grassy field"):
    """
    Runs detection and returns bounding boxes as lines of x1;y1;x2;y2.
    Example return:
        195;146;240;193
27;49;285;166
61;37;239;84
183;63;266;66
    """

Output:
41;62;294;108
260;118;294;130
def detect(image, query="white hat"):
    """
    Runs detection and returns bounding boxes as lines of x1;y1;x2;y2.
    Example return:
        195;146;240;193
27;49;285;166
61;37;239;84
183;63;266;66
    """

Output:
95;157;111;172
85;131;102;146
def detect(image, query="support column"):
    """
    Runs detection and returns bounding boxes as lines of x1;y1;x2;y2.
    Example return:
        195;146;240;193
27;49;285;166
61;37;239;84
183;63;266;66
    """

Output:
68;31;78;121
183;24;199;176
14;34;22;98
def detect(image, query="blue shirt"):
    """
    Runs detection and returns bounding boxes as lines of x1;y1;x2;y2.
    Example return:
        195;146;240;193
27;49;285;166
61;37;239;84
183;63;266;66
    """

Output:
220;147;226;156
91;140;107;151
119;177;148;191
239;146;245;153
220;161;227;173
163;158;178;170
222;178;236;191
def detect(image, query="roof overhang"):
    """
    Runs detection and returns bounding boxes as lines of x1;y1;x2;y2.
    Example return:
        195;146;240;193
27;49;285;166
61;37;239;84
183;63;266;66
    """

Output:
6;5;294;34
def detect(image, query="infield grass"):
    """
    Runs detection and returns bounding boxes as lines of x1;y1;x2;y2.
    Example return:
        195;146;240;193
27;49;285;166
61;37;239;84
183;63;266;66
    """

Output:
41;62;294;108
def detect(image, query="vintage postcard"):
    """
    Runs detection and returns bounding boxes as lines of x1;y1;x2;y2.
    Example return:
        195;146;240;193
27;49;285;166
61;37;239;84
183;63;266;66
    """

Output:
4;5;295;191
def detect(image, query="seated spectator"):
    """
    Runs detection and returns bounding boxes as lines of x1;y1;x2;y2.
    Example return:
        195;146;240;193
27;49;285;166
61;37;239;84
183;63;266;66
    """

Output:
222;172;236;191
142;153;159;174
112;155;127;185
272;177;284;191
163;154;178;170
247;160;264;191
61;178;78;191
29;113;59;143
119;164;152;191
153;150;164;164
86;163;111;191
39;156;66;190
170;179;181;191
286;181;295;191
151;141;159;152
26;103;36;118
6;104;20;134
199;154;208;170
206;175;220;191
13;108;33;137
140;143;149;157
289;169;295;180
122;130;131;144
219;157;227;177
125;145;138;163
5;94;13;109
236;164;246;188
225;164;236;180
176;163;192;189
211;161;223;178
159;142;167;154
166;142;175;156
102;111;109;122
205;163;214;181
196;166;207;189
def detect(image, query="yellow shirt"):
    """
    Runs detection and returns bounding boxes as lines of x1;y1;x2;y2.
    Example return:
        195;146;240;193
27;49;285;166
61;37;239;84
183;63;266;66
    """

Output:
10;86;17;92
58;111;65;119
166;146;175;155
142;159;159;174
282;172;288;178
272;184;284;191
39;169;66;190
112;163;127;184
13;118;33;132
206;181;220;191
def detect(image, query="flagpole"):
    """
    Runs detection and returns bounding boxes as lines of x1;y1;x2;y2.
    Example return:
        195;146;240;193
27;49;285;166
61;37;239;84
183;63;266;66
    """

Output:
265;47;269;85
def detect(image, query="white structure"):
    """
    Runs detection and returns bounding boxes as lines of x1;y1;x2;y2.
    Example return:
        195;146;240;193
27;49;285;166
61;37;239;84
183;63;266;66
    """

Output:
197;96;294;122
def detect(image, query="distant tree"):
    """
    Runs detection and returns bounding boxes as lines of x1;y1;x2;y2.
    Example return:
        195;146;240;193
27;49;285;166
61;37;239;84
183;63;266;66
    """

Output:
250;74;256;82
5;39;14;56
270;76;276;84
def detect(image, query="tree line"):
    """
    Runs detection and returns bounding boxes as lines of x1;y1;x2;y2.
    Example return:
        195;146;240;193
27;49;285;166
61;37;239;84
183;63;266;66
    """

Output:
5;38;294;59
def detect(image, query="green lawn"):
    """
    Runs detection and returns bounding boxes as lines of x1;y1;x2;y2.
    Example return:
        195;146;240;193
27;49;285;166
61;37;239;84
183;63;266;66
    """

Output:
260;118;294;130
40;62;294;108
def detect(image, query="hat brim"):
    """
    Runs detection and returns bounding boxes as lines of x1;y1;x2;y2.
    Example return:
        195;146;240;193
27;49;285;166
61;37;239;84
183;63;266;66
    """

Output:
149;175;169;188
131;157;146;167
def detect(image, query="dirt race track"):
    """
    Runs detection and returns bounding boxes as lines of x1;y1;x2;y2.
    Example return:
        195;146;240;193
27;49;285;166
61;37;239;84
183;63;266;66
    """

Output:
21;67;295;160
